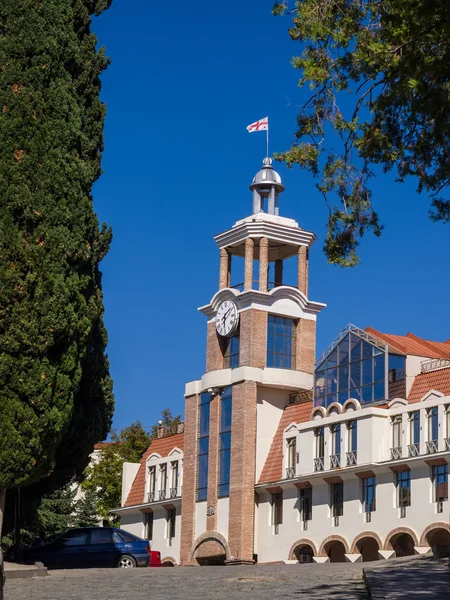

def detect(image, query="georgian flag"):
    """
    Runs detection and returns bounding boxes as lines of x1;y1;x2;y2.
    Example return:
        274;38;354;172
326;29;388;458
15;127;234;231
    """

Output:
246;116;268;132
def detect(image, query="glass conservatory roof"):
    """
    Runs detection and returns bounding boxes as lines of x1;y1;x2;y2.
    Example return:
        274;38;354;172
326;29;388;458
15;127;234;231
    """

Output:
314;324;389;409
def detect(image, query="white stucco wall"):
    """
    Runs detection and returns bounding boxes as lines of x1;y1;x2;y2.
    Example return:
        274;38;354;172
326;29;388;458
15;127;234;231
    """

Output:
119;511;145;538
122;462;141;506
256;387;289;480
195;502;207;540
217;497;229;539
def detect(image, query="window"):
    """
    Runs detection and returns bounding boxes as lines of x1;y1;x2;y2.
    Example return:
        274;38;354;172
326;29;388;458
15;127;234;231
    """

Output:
299;487;312;522
348;420;357;452
446;406;450;439
392;415;402;448
89;529;113;545
330;482;343;517
331;424;341;456
271;492;283;526
159;463;167;497
60;530;88;547
116;530;139;543
218;386;232;497
428;406;438;442
144;512;153;541
267;315;296;369
396;471;411;507
166;508;176;539
171;461;179;493
314;330;387;408
432;465;448;502
362;477;376;512
409;411;420;444
315;427;324;458
148;465;156;499
224;334;240;369
197;392;211;501
287;437;296;469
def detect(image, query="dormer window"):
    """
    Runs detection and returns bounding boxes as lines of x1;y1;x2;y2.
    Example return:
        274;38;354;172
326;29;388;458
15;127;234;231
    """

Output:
159;464;167;500
286;437;296;478
171;461;179;496
148;466;156;502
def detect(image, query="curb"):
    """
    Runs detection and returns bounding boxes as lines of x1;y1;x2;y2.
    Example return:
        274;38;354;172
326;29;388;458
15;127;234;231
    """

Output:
363;569;385;600
4;563;48;580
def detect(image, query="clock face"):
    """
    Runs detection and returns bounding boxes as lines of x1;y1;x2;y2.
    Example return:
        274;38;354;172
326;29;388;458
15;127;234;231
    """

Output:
215;300;239;338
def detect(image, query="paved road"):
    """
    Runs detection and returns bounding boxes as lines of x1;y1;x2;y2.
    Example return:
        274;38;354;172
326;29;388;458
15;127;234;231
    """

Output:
5;562;369;600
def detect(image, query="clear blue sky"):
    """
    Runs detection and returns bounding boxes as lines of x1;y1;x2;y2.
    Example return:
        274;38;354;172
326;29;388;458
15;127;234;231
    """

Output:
92;1;450;434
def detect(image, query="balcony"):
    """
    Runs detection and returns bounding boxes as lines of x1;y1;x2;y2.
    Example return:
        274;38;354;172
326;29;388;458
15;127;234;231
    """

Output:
408;443;420;457
390;447;402;460
426;440;438;454
285;466;296;479
346;451;357;466
159;490;166;501
170;487;179;498
330;454;341;469
445;438;450;451
314;457;324;472
147;490;155;502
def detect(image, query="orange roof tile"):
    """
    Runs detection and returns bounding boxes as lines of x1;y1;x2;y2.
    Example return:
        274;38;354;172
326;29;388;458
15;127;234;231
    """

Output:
258;402;312;485
124;433;184;507
408;367;450;404
366;327;450;358
93;441;116;450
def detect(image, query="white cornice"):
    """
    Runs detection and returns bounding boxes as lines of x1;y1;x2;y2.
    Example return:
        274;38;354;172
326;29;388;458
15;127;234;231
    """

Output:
198;286;326;320
214;220;316;251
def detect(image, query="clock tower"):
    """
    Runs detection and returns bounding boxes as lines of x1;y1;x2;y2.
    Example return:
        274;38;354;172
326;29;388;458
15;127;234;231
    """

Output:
180;158;325;565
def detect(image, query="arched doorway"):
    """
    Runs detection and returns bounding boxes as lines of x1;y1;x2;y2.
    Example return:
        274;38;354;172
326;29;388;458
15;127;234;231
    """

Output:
293;544;315;564
326;540;346;563
195;539;227;566
392;533;415;557
357;537;380;562
427;529;450;558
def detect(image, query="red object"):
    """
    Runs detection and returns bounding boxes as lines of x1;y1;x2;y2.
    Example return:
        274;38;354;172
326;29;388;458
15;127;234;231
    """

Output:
149;550;162;567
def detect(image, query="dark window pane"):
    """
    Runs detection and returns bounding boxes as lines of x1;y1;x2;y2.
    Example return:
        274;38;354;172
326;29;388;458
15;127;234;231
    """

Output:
349;387;361;401
362;385;373;403
339;336;349;364
338;365;349;392
61;531;88;547
90;529;113;545
327;348;338;368
374;381;385;401
338;391;348;404
198;437;209;454
199;402;210;437
221;392;232;431
350;334;361;362
326;394;337;407
220;431;231;451
350;361;361;388
374;355;385;382
362;359;373;386
117;530;140;542
327;368;337;393
218;483;229;497
362;341;373;359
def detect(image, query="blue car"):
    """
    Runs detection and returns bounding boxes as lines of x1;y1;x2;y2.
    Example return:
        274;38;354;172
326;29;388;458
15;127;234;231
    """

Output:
22;527;150;569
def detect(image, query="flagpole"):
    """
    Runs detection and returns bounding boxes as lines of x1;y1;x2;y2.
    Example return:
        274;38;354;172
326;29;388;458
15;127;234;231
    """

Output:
266;123;269;158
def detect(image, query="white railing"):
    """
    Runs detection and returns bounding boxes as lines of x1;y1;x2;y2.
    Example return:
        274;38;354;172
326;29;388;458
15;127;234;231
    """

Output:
346;451;357;466
330;454;341;469
314;457;325;472
365;512;372;523
148;490;155;502
408;443;420;457
334;516;339;527
421;357;450;373
170;487;178;498
437;501;444;514
302;521;308;531
445;438;450;451
426;440;438;454
159;490;166;501
286;466;296;479
391;447;402;460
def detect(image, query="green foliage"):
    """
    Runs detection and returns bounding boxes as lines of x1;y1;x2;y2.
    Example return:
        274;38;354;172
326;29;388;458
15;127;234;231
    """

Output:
0;0;114;492
83;412;181;523
74;486;100;528
273;1;450;266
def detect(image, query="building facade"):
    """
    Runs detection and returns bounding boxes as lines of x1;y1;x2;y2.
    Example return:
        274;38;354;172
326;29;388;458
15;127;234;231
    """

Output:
113;160;450;565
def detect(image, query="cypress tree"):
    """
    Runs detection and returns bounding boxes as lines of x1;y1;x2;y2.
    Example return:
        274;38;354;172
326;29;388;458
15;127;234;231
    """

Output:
0;0;114;531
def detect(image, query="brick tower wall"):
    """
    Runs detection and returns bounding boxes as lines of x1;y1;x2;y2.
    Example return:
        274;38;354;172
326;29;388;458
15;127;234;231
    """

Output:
228;380;258;562
180;393;199;565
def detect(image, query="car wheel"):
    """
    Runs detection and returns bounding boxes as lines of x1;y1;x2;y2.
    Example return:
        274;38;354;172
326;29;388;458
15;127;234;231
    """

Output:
115;555;137;568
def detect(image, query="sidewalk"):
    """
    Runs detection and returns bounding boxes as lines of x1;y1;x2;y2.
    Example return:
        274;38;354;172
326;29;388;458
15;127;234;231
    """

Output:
364;554;449;599
4;562;47;580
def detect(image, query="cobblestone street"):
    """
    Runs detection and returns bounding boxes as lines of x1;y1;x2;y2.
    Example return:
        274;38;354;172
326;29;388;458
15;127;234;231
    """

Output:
5;563;369;600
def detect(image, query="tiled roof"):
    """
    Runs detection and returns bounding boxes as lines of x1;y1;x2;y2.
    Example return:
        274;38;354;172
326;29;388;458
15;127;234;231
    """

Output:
93;441;116;450
366;327;450;358
408;367;450;404
124;433;184;507
258;402;312;485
